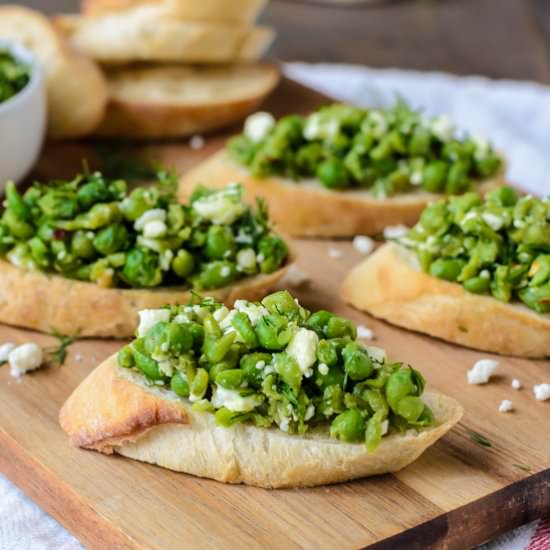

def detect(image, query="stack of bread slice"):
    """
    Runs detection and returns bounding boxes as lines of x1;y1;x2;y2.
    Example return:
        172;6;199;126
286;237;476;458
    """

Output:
56;0;280;139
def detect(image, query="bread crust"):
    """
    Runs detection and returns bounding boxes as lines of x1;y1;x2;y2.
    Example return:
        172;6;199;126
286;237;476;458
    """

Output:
0;6;108;138
340;243;550;358
0;258;290;338
179;151;505;237
93;64;280;139
60;355;463;488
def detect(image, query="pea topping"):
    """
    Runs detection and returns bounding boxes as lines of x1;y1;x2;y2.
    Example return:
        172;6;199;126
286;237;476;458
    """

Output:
0;49;30;104
228;102;502;197
398;187;550;313
0;173;288;290
120;291;435;451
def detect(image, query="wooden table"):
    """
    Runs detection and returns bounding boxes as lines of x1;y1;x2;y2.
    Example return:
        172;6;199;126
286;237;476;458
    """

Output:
7;0;550;82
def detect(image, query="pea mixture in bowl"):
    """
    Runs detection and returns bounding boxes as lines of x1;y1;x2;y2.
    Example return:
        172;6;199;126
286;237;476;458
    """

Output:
0;171;288;290
398;187;550;314
118;291;435;450
228;102;503;198
0;48;30;104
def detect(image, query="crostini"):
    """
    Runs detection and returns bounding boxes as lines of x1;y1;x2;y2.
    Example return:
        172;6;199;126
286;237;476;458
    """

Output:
0;173;290;337
60;290;462;488
341;187;550;358
179;103;506;237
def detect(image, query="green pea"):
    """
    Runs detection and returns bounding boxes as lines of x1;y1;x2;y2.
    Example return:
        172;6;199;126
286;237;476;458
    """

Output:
120;188;152;221
429;258;463;281
216;369;246;389
385;368;418;410
171;249;194;278
365;411;385;452
167;204;185;231
330;409;366;442
463;276;490;294
0;225;13;253
117;345;134;368
257;235;288;274
77;179;110;210
38;190;78;219
408;128;432;156
93;224;129;255
365;388;389;416
170;372;190;397
190;368;209;400
202;313;222;337
231;312;258;348
215;408;248;428
85;203;120;229
204;332;236;363
205;225;236;260
342;342;373;381
327;316;357;339
5;181;31;221
491;265;512;302
273;352;302;391
71;230;96;259
395;395;425;422
143;321;169;356
316;158;350;189
121;247;162;288
240;352;272;387
475;154;501;178
422;161;448;193
446;160;470;194
131;348;163;380
314;363;345;389
316;339;340;367
28;237;50;268
306;310;333;337
255;314;292;350
486;186;517;207
194;261;237;290
321;385;345;416
167;322;194;354
261;290;301;320
2;209;34;239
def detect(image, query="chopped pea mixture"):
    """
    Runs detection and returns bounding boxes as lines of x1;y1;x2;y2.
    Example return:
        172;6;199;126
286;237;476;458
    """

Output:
0;49;30;104
399;187;550;313
228;102;502;198
118;291;435;450
0;172;288;289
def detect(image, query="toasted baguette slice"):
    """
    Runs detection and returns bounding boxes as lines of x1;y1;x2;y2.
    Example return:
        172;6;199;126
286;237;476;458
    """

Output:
0;5;107;138
93;64;279;139
179;151;505;237
82;0;267;24
60;354;463;488
341;243;550;358
0;258;289;338
55;9;272;63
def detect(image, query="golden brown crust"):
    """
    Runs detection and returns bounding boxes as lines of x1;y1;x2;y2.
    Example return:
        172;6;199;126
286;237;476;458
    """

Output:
59;355;188;453
60;355;463;488
340;243;550;358
0;6;108;138
179;151;506;237
93;64;280;139
0;258;291;338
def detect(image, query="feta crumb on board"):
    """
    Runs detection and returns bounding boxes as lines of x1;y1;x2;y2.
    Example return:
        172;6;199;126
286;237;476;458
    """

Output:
352;235;375;255
9;343;43;378
498;399;513;413
0;342;16;363
383;224;409;240
280;265;310;287
189;134;205;150
356;325;374;340
328;248;343;259
533;383;550;401
511;378;522;390
467;359;499;385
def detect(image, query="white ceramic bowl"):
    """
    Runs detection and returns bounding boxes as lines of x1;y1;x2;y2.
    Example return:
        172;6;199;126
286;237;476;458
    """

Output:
0;40;46;187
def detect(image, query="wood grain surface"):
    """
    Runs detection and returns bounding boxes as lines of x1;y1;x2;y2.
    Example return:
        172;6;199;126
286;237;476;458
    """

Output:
0;78;548;549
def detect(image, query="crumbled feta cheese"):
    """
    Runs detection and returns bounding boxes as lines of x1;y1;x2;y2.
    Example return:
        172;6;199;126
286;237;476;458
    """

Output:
467;359;499;384
0;342;16;362
366;111;388;138
286;328;319;377
189;134;205;150
255;360;266;370
193;187;246;225
212;386;261;412
410;170;423;186
244;111;275;142
236;248;256;271
381;419;389;435
158;360;174;377
481;212;503;231
366;346;387;364
173;313;191;324
8;343;43;378
303;113;322;140
480;269;490;279
511;378;522;390
383;224;409;240
143;220;167;239
134;209;166;231
328;248;343;259
498;399;513;413
137;308;170;337
234;300;268;325
353;235;375;255
213;306;229;323
533;383;550;401
357;325;374;340
220;266;231;278
472;135;490;160
430;114;455;142
304;404;315;421
280;265;310;287
159;249;173;271
279;417;290;432
318;363;329;376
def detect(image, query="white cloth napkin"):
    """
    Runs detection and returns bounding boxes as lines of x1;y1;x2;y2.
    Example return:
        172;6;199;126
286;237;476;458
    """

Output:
1;62;549;550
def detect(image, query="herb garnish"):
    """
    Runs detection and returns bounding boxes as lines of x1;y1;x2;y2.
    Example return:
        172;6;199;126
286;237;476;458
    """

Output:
469;431;492;448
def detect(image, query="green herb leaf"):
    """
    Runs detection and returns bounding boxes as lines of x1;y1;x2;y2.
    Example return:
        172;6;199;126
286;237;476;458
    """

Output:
469;431;492;448
45;328;80;367
512;463;531;473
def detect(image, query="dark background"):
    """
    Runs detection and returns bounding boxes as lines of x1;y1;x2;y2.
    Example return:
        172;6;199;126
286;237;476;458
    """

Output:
4;0;550;82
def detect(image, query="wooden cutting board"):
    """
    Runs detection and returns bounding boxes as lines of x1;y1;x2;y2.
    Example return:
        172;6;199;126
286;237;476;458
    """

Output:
0;78;549;550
